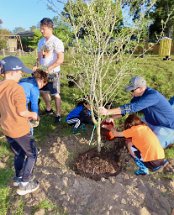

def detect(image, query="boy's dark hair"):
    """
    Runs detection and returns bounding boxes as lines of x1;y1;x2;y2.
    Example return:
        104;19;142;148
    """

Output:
124;114;146;130
77;99;89;106
40;18;53;29
32;69;48;83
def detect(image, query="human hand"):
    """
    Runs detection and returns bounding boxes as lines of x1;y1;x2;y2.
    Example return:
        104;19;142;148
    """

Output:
98;107;108;115
30;120;40;128
101;122;114;131
30;112;38;121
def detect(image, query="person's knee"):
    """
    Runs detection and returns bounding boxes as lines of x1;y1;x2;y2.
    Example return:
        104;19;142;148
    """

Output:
54;94;61;99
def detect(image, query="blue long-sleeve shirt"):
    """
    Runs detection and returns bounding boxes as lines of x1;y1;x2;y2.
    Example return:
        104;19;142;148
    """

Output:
66;104;91;121
19;77;40;114
120;87;174;129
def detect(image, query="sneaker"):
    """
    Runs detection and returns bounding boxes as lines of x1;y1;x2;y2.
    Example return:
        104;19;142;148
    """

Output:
17;180;39;196
55;115;61;123
72;127;80;134
13;176;22;187
134;169;149;176
152;160;169;172
45;109;54;115
37;147;41;155
80;124;86;132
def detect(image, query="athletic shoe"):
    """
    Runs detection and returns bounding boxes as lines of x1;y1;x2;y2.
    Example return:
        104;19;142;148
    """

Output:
37;147;41;155
45;109;54;115
13;176;22;187
72;127;80;134
134;169;149;176
152;160;169;172
17;180;39;196
55;115;61;123
80;124;86;131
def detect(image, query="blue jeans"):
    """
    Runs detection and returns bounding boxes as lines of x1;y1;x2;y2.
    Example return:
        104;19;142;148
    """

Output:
6;133;38;182
147;123;174;149
169;96;174;107
142;116;174;149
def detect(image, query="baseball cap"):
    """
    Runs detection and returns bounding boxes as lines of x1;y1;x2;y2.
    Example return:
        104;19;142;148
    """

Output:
125;76;146;92
0;56;32;74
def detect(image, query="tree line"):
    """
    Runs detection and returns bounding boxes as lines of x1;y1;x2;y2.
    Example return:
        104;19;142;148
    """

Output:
0;0;174;52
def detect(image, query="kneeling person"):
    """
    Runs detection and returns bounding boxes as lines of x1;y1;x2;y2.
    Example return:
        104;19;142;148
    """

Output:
104;114;168;175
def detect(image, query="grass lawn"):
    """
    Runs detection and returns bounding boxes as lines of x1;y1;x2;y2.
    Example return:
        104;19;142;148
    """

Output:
0;53;174;214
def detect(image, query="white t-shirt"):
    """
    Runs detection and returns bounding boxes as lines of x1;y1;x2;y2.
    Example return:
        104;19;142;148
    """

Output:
38;35;64;73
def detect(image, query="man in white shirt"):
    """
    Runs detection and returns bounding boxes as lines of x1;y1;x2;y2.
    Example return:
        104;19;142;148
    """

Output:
37;17;64;123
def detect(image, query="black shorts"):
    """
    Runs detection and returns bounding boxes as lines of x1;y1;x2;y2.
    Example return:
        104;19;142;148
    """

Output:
40;73;60;95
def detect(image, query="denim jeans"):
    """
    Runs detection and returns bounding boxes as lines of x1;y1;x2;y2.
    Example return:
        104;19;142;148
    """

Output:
147;123;174;149
6;133;38;182
141;116;174;149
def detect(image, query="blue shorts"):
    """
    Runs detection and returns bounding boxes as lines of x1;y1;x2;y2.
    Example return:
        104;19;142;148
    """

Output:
40;73;60;95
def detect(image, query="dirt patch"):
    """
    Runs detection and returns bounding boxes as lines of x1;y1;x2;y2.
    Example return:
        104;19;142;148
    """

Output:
74;147;120;180
7;125;174;215
73;138;126;180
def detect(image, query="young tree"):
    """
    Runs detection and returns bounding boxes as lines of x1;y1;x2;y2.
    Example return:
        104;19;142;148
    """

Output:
48;0;157;152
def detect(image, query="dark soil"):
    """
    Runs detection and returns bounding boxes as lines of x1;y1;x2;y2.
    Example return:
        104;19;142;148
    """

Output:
74;138;127;180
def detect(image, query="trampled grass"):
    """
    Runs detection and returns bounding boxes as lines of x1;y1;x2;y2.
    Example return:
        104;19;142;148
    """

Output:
0;54;174;213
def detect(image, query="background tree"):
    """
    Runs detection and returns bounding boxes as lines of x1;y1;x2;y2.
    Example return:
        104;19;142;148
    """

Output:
0;28;11;50
30;25;37;32
48;0;158;152
149;0;174;41
28;29;42;50
13;27;26;34
52;16;74;49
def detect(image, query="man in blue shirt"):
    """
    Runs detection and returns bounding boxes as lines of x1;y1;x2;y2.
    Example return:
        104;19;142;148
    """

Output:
99;76;174;148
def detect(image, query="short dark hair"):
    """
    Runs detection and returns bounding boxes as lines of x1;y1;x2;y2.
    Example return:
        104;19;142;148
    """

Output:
40;18;53;28
124;114;146;130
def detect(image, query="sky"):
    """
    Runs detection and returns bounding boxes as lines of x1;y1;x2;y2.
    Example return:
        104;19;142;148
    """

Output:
0;0;64;32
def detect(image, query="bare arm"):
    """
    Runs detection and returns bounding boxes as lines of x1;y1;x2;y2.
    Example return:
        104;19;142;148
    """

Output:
111;128;124;137
47;52;64;72
99;107;122;116
112;129;136;158
126;140;136;158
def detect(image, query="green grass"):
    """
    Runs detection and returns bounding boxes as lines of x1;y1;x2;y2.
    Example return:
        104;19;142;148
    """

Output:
0;141;13;215
0;53;174;213
31;199;67;215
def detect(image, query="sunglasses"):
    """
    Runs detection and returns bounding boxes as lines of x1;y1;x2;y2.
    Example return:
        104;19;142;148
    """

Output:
130;88;139;93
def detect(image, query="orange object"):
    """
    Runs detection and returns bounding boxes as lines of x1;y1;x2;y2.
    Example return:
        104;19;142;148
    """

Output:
101;121;116;140
123;125;165;162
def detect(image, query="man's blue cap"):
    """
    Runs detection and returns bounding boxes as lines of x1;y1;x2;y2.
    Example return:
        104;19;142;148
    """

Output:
0;56;32;74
